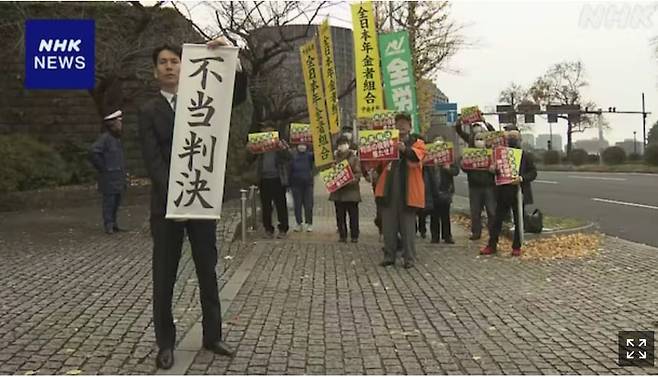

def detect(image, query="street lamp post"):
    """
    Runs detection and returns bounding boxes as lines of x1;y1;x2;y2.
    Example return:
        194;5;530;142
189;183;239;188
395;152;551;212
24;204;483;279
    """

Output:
633;131;637;155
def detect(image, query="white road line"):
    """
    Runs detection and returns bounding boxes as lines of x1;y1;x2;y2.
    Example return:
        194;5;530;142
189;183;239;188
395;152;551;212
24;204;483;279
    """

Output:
568;176;627;181
592;198;658;210
535;180;559;184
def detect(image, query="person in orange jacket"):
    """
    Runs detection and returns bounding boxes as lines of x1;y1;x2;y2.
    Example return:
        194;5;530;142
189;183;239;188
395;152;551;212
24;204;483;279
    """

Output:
375;113;426;269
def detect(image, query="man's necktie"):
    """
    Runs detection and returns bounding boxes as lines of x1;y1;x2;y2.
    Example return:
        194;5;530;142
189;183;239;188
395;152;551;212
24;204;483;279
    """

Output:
171;95;177;112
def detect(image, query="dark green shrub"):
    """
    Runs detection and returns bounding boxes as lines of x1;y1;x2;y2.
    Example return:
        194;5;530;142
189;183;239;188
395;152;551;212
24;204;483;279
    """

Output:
543;150;560;165
55;140;96;184
645;144;658;166
586;154;600;164
601;146;626;165
628;152;642;162
0;134;70;193
569;149;588;166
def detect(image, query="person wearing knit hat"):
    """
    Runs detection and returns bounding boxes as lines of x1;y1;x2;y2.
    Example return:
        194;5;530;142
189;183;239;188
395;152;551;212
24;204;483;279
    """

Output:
89;109;127;235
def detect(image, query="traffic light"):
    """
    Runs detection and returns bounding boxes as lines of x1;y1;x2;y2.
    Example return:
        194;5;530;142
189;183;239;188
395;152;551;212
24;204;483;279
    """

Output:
608;107;616;112
518;104;540;123
496;105;514;124
547;140;552;151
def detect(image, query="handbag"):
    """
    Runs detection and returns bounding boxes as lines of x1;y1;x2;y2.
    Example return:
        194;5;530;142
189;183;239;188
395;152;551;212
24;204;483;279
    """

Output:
524;208;543;233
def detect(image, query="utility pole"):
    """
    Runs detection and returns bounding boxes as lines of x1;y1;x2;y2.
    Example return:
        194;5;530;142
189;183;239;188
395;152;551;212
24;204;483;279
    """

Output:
634;131;637;155
642;92;647;149
598;111;604;166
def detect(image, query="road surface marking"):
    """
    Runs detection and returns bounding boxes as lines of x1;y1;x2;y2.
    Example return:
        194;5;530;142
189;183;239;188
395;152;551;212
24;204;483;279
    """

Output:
568;176;626;181
535;180;559;184
592;198;658;210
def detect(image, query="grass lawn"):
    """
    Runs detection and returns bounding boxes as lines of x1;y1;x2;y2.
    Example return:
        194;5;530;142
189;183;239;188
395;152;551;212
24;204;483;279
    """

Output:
543;215;588;230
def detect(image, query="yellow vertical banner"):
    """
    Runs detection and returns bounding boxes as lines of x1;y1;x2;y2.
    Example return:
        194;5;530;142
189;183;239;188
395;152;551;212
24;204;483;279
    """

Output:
300;39;334;167
351;1;385;118
319;19;340;135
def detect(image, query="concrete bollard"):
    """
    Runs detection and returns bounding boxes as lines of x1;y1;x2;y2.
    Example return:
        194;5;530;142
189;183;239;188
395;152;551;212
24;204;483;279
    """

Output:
250;185;258;230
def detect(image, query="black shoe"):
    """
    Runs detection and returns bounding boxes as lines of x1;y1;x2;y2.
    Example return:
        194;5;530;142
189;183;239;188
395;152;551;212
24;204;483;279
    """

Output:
444;238;455;244
431;239;439;244
105;227;115;235
113;226;126;232
379;260;395;267
339;238;347;243
403;261;415;269
469;234;481;241
420;232;427;239
156;348;174;370
203;341;235;357
351;238;358;243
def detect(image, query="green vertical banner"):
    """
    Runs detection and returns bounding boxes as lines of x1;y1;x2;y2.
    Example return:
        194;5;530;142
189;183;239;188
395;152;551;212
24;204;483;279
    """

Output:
378;30;420;133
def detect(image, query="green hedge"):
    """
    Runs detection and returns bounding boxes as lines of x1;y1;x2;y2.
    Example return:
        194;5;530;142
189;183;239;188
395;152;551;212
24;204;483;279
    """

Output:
602;146;626;165
0;134;72;193
569;149;588;166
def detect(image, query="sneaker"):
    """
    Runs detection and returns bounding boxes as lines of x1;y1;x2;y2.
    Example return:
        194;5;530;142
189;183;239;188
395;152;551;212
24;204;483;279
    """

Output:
351;238;358;243
380;260;395;267
294;224;303;232
443;238;455;244
480;246;495;255
403;261;415;269
305;225;313;232
512;248;522;257
276;232;288;239
469;234;481;241
265;231;275;239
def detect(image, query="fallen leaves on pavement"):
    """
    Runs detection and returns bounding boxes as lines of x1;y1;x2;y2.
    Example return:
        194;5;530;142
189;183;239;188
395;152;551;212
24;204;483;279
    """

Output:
454;213;602;261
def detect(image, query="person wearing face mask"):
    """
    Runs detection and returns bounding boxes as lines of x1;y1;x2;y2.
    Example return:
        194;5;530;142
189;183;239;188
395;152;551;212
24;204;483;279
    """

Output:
289;143;315;232
461;130;497;241
482;130;537;257
375;113;426;269
89;109;128;235
330;135;362;243
455;117;496;146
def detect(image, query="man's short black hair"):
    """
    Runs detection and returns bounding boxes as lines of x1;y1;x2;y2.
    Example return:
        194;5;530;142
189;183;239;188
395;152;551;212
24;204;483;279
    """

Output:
152;44;182;66
336;135;350;146
395;112;412;122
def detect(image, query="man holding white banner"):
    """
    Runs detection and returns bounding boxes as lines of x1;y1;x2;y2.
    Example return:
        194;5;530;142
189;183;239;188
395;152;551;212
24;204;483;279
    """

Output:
137;37;247;370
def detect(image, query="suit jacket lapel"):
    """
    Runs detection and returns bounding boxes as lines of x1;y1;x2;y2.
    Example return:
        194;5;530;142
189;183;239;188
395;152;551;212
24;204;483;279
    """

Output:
156;93;175;132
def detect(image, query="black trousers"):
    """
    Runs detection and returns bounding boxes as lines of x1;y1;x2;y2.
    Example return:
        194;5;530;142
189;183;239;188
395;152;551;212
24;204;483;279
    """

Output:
259;178;289;234
150;216;221;349
488;188;523;249
417;210;429;236
334;201;359;240
430;200;452;241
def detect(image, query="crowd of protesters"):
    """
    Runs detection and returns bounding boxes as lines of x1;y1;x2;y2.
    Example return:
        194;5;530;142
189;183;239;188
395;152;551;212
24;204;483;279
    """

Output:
245;112;536;266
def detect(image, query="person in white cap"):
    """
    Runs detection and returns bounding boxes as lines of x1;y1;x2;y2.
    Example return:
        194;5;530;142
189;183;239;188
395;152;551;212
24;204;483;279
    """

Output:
89;109;127;234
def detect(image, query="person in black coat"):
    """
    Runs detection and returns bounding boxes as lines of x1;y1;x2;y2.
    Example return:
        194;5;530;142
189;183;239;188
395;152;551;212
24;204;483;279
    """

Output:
89;109;127;234
137;38;247;370
481;130;537;257
424;137;460;244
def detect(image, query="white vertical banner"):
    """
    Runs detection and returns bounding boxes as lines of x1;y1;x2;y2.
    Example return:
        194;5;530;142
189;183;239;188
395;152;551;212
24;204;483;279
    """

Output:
166;44;239;220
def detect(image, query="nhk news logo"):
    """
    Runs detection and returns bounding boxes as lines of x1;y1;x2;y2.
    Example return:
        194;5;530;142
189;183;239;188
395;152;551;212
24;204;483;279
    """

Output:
24;19;95;90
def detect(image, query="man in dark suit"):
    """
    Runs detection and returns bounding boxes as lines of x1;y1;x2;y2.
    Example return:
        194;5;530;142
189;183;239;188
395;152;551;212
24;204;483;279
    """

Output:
137;38;247;370
481;130;537;257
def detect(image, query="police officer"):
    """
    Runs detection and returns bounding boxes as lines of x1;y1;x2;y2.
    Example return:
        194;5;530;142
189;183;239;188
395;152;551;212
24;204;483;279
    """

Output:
89;109;127;234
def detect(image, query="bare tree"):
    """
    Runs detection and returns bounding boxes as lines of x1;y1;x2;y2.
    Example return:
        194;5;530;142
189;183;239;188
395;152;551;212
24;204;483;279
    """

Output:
174;1;359;128
529;61;605;156
373;1;468;81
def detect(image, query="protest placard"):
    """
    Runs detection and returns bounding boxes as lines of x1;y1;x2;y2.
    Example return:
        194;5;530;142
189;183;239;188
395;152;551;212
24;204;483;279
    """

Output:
351;1;384;117
357;110;397;130
494;146;523;186
289;123;312;145
461;148;493;170
483;131;508;148
358;129;400;161
320;160;355;193
424;141;454;166
166;44;238;220
247;131;281;154
461;106;483;124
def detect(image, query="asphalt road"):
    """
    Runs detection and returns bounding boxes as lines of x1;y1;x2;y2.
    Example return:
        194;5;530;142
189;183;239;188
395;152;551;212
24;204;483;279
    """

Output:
455;171;658;247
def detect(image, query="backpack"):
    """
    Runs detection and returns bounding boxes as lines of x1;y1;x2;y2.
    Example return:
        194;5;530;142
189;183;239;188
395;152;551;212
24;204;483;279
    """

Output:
524;208;543;233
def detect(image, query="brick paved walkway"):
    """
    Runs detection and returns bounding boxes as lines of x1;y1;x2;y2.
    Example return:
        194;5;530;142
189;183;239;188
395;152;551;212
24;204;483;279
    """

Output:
1;180;657;375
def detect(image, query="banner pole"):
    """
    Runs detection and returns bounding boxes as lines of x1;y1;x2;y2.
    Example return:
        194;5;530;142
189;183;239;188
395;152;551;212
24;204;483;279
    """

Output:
517;185;524;245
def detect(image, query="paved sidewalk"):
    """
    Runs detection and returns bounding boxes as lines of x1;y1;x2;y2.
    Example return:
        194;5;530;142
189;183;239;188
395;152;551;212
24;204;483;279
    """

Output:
1;180;658;375
185;179;658;375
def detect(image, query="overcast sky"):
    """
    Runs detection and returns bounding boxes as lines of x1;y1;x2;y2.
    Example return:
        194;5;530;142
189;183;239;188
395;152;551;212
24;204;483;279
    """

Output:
186;0;657;145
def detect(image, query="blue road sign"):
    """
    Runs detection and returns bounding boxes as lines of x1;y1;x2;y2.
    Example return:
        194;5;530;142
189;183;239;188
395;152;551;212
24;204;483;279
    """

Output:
435;102;458;125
